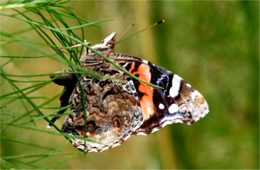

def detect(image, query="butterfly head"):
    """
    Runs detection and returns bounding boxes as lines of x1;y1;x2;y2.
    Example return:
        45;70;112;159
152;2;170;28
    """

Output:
91;32;117;51
80;32;117;62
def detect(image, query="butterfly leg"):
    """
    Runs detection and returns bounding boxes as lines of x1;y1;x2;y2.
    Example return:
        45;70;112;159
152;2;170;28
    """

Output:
70;40;91;54
47;70;77;127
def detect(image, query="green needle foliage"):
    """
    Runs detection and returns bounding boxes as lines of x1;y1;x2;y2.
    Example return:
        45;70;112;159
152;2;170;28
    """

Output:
0;0;126;168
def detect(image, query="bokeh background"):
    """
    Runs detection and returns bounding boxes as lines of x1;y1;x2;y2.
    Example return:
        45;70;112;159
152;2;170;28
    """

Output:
0;0;259;169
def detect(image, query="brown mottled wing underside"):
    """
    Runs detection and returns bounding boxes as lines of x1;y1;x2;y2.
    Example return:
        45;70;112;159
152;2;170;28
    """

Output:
62;62;143;152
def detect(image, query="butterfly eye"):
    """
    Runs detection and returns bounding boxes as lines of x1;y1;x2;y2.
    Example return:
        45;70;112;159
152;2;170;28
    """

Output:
112;115;121;128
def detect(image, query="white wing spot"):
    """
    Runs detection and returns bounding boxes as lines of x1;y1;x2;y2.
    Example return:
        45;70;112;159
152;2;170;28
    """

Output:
169;75;182;98
142;59;148;64
159;103;165;110
186;83;192;88
168;104;179;113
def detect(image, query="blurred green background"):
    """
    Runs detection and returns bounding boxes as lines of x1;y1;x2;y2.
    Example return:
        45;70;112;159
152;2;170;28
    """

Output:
0;1;259;169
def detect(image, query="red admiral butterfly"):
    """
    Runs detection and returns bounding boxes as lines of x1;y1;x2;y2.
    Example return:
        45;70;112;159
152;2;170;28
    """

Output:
49;32;209;152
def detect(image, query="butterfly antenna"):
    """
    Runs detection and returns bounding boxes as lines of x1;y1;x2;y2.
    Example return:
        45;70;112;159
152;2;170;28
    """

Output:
117;23;136;42
116;19;165;44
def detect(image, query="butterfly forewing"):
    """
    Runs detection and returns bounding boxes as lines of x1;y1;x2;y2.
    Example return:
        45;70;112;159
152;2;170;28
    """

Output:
112;54;209;135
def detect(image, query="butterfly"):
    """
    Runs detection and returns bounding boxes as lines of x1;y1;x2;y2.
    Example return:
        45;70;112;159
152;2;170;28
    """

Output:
49;32;209;152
